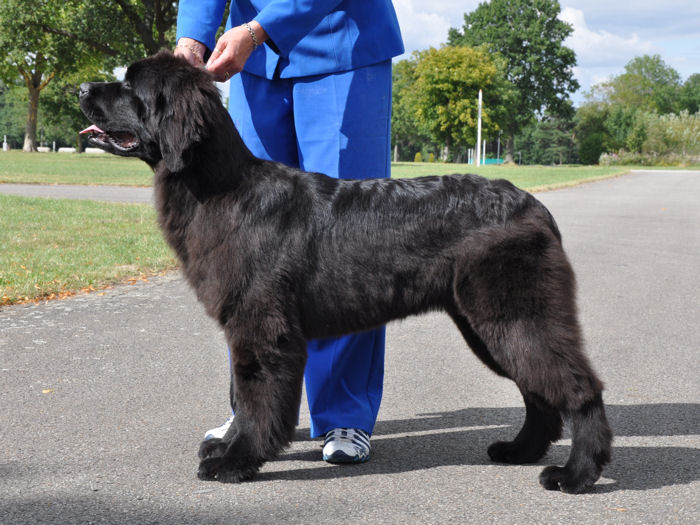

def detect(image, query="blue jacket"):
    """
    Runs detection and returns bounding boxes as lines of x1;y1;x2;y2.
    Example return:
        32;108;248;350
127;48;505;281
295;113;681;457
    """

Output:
176;0;404;79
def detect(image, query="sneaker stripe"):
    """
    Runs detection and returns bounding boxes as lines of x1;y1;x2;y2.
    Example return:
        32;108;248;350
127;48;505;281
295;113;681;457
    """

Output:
322;428;371;464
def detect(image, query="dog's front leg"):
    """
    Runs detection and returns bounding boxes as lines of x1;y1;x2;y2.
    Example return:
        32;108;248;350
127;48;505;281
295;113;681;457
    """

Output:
197;329;307;483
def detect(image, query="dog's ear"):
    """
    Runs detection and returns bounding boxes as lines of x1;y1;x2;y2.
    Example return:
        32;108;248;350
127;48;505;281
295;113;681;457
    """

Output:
158;78;222;172
158;92;206;173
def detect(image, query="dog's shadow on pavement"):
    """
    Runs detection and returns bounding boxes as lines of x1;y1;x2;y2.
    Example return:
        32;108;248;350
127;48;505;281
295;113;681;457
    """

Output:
261;403;699;493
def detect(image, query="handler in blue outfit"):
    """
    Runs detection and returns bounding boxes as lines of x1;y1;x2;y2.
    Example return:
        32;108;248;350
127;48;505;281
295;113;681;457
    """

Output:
175;0;403;463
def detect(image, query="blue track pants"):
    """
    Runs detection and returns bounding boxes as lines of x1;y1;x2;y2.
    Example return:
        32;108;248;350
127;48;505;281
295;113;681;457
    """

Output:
227;60;392;437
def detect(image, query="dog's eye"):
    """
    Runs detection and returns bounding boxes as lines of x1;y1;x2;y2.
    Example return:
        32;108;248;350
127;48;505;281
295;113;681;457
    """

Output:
122;81;132;90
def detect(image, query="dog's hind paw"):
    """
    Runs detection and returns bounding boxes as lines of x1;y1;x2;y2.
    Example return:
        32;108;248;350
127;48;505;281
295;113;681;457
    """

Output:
197;457;258;483
487;440;548;464
539;465;599;494
199;438;227;460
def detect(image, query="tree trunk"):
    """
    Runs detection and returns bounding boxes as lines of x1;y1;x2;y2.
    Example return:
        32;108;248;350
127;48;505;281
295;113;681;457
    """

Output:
19;54;54;153
504;133;515;164
23;85;40;152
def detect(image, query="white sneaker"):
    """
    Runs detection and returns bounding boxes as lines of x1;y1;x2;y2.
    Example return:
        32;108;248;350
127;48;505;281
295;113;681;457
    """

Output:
203;415;234;440
322;428;371;463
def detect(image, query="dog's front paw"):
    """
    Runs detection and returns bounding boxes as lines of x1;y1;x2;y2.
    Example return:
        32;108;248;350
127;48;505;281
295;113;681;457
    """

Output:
539;464;600;494
197;457;259;483
199;438;227;460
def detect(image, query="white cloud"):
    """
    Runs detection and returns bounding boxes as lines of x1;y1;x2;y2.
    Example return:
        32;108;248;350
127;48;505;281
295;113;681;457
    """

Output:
393;0;476;58
391;3;700;102
559;7;657;68
562;1;700;41
559;7;663;100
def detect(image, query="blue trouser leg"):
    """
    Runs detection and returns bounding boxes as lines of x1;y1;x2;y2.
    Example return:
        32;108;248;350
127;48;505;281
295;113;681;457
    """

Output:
228;60;392;438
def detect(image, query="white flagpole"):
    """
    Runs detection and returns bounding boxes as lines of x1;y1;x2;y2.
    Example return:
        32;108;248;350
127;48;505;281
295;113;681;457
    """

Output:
476;89;482;167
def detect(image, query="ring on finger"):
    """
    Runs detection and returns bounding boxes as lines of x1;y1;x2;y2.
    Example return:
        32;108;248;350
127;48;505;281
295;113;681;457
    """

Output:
214;47;223;55
223;71;231;80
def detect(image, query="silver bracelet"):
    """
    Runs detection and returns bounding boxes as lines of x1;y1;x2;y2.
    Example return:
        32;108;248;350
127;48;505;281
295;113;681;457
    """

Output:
244;22;259;49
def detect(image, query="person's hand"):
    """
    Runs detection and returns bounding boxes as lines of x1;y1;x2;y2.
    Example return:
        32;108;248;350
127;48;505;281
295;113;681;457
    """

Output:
174;38;207;68
206;22;267;82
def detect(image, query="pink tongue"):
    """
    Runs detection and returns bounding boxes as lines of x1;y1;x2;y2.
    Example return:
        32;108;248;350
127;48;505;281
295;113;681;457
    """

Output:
80;124;104;134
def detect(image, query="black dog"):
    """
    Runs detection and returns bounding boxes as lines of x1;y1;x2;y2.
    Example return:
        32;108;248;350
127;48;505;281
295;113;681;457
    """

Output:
79;51;612;493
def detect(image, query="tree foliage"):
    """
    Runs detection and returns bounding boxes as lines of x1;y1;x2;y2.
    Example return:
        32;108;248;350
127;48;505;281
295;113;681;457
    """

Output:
448;0;579;162
680;74;700;115
391;59;432;161
0;1;96;150
0;0;179;151
406;46;514;161
603;54;682;114
515;109;577;165
392;46;514;162
574;54;699;164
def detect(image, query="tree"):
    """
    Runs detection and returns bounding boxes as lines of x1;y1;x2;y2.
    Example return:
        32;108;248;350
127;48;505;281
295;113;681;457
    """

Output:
40;1;179;61
0;82;27;148
515;110;576;165
574;100;613;165
605;55;682;114
604;104;640;150
448;0;579;163
680;73;700;114
0;1;179;152
0;1;88;150
391;58;432;161
403;46;514;161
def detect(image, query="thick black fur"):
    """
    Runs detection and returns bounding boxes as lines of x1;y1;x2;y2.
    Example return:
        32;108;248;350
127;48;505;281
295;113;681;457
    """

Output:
79;51;612;493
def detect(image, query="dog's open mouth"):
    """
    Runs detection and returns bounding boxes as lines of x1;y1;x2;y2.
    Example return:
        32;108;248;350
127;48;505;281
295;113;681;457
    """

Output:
80;124;139;152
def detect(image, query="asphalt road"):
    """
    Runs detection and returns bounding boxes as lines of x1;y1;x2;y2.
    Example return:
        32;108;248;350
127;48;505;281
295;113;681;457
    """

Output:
0;183;152;203
1;170;698;524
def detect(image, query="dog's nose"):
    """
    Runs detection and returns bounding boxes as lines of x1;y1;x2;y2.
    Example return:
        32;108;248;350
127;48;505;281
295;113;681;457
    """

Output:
79;83;91;99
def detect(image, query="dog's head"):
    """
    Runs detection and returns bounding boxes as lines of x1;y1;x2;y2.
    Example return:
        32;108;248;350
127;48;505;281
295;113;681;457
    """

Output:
79;51;226;172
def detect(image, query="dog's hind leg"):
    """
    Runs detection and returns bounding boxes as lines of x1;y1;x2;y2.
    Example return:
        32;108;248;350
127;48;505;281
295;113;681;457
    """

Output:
457;310;612;493
449;311;563;464
453;229;612;492
539;392;612;493
197;327;307;483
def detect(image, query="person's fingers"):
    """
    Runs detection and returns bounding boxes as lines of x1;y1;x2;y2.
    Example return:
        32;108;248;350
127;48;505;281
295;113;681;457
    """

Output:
206;41;236;81
206;41;227;71
206;27;254;81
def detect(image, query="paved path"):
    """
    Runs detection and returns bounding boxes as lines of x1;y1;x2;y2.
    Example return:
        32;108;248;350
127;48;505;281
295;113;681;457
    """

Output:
0;183;153;203
1;171;698;523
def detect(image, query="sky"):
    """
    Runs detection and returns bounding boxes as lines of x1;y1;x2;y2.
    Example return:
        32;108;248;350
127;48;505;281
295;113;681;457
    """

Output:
393;0;700;104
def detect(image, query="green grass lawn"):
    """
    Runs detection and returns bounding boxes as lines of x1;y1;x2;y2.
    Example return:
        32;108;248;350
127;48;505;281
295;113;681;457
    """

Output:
0;194;177;305
1;150;630;190
391;162;629;190
0;150;153;186
0;152;632;306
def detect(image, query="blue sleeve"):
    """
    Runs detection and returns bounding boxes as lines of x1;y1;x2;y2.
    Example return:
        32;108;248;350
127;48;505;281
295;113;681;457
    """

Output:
176;0;228;51
253;0;344;56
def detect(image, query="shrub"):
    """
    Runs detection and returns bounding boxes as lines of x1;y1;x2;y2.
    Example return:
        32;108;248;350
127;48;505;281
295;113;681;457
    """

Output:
578;132;606;164
414;152;423;162
600;150;699;167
